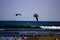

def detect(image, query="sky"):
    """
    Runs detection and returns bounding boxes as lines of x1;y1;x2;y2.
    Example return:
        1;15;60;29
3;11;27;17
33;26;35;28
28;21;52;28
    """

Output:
0;0;60;21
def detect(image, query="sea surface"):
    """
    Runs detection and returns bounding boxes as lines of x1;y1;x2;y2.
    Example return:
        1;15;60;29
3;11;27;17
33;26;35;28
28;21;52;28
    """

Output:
0;21;60;40
0;21;60;27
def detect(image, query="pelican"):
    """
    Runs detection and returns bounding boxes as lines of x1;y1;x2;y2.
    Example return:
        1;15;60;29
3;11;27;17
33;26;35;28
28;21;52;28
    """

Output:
33;13;39;21
15;13;21;16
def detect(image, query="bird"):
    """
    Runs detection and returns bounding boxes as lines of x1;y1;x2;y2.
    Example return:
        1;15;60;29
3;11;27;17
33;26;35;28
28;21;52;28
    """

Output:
15;13;21;16
33;13;39;21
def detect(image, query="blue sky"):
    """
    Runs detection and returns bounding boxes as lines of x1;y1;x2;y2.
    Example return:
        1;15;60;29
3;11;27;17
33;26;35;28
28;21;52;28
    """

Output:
0;0;60;21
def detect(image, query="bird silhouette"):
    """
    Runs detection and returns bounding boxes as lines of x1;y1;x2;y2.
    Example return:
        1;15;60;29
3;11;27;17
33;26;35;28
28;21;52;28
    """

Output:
15;13;21;16
33;13;39;21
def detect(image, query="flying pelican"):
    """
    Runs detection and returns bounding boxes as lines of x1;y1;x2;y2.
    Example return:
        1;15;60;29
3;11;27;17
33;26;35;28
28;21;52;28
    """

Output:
33;13;39;21
15;13;21;16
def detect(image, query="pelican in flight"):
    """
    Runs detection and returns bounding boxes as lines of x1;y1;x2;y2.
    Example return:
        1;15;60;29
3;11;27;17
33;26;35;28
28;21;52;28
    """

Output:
33;13;39;21
15;13;22;16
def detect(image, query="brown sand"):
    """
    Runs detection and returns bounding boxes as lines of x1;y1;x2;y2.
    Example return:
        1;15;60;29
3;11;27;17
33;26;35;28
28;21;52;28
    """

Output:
24;36;60;40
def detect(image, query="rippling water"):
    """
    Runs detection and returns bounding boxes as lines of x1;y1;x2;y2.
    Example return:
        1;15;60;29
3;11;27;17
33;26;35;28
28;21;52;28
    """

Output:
0;21;60;27
0;21;60;40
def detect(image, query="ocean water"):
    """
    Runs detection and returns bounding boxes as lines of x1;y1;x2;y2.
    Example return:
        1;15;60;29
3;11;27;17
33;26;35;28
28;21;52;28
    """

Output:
0;21;60;27
0;21;60;40
0;28;60;37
